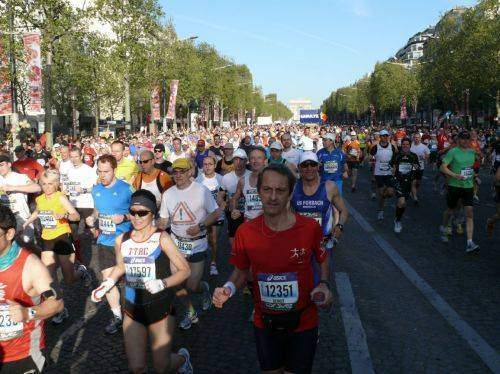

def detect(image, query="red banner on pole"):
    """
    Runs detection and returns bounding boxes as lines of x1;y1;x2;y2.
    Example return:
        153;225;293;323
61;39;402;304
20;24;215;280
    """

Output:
150;86;161;121
166;79;178;120
23;33;43;113
0;42;13;116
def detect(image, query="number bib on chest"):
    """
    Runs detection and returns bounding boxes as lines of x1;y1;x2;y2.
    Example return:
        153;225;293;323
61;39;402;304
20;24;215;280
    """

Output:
39;210;57;229
460;167;474;179
299;211;322;226
124;257;156;289
323;161;338;173
257;273;299;312
398;163;412;174
99;214;116;235
0;304;23;341
379;162;391;171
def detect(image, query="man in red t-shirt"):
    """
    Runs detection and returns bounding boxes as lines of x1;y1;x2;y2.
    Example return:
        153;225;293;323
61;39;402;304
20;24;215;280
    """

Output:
213;163;333;373
11;146;44;182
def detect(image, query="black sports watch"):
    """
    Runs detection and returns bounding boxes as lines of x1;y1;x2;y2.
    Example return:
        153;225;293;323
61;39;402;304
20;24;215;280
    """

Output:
198;222;206;232
335;223;344;231
319;280;331;289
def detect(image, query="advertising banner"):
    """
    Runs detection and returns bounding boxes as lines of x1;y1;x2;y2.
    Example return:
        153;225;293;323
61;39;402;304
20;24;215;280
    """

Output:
150;86;161;121
166;79;178;120
23;33;43;113
0;42;12;116
299;109;320;124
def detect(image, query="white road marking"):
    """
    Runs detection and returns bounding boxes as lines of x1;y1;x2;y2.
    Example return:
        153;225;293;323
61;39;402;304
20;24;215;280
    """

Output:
335;272;375;374
346;202;500;373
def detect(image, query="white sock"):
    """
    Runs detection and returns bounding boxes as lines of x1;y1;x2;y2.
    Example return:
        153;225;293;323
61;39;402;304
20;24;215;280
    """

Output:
111;307;122;320
467;239;473;245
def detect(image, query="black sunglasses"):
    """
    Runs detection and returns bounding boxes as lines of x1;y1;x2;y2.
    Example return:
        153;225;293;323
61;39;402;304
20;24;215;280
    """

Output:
128;209;151;217
137;159;153;164
300;161;318;168
154;149;163;153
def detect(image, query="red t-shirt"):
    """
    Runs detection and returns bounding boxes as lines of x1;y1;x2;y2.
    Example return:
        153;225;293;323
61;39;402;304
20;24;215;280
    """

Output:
230;214;326;332
437;134;450;151
12;158;45;181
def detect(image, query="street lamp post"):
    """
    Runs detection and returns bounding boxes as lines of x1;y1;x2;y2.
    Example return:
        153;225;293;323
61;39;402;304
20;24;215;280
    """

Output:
5;3;20;146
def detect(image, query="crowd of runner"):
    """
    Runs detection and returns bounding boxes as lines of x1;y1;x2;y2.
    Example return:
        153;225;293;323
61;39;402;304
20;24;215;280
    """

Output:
0;121;498;373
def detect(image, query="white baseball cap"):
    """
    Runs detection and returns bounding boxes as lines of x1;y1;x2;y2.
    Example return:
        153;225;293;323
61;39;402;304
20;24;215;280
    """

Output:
350;131;356;136
298;151;319;165
233;148;248;159
269;141;283;150
380;129;390;136
323;133;335;141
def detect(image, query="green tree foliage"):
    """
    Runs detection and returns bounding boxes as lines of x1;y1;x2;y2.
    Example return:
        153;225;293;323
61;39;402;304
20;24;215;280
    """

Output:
323;0;499;123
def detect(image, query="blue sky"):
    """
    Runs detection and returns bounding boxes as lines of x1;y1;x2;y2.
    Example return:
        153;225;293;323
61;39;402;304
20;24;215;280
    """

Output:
161;0;477;108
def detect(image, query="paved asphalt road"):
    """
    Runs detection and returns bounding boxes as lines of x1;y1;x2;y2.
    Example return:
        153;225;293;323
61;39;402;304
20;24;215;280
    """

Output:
44;164;499;373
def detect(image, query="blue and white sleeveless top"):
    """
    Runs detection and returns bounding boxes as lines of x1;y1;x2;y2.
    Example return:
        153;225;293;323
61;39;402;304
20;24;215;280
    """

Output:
121;230;173;306
291;180;334;248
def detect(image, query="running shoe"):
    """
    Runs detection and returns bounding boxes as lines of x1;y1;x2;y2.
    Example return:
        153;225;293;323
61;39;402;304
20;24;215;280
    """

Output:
179;311;199;330
456;224;464;235
393;220;402;233
201;281;212;311
177;348;193;374
105;315;123;335
371;192;376;200
52;307;69;325
209;262;219;276
439;225;451;243
486;218;494;237
465;241;480;253
77;264;92;287
377;211;384;220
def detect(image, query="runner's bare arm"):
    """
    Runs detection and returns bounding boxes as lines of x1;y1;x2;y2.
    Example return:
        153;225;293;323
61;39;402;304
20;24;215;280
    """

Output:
326;181;348;233
230;178;244;213
159;232;191;287
58;195;80;221
22;209;39;228
2;181;41;194
25;254;64;320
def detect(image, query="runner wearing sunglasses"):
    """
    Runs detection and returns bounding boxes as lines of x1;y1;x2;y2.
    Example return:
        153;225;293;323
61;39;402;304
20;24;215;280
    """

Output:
91;190;193;373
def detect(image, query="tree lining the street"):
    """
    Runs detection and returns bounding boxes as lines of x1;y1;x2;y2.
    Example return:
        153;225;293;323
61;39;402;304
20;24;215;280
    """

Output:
322;0;499;124
0;0;291;136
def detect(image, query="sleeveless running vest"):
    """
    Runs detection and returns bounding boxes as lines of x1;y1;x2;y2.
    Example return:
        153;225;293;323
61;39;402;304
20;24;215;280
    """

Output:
0;248;44;363
243;173;262;220
291;180;333;240
374;143;394;176
121;230;174;306
35;191;71;240
195;150;209;169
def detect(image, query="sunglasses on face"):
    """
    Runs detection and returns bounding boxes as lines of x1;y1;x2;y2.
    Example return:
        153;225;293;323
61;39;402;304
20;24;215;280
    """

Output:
138;159;153;164
300;162;318;168
128;209;151;217
154;150;163;153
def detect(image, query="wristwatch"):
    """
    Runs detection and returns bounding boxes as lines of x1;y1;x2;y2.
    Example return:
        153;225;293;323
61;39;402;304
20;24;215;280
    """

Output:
335;223;344;231
198;222;206;231
27;307;36;321
319;280;331;289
